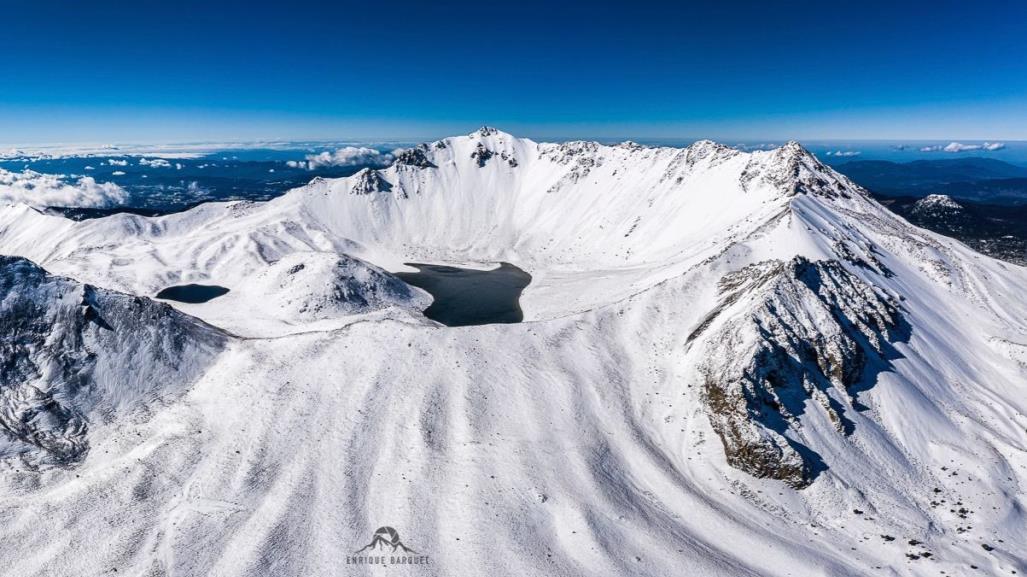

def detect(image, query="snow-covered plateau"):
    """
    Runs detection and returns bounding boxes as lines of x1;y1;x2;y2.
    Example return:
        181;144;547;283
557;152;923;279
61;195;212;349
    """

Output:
0;127;1025;576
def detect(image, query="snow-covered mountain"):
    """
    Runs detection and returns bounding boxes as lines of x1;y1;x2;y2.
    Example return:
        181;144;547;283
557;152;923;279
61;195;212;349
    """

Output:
0;256;224;466
910;193;964;217
0;128;1025;576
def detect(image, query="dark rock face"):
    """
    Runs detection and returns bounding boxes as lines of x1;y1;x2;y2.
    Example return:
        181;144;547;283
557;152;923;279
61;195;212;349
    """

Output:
692;257;906;487
471;142;495;167
0;256;225;467
350;169;392;195
394;146;436;169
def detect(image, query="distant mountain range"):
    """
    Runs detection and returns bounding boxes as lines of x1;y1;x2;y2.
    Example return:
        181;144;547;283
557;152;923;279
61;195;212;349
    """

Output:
835;157;1027;204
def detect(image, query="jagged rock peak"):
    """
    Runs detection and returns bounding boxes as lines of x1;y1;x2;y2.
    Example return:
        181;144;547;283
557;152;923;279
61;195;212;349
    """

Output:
393;145;436;169
684;139;740;165
350;168;392;194
689;139;730;153
474;126;500;137
693;256;906;488
764;140;819;168
780;139;809;155
749;140;865;200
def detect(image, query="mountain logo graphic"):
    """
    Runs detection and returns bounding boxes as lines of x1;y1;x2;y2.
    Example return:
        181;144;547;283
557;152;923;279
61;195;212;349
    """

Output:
354;526;419;554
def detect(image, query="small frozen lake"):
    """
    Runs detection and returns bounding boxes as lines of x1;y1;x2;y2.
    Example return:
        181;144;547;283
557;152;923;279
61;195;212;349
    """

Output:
395;262;531;327
156;284;230;303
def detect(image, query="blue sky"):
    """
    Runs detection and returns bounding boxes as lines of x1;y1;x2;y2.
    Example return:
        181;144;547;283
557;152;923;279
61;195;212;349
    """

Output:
2;0;1025;144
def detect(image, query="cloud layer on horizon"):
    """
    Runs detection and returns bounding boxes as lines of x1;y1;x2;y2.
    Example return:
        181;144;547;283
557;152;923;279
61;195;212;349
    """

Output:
287;146;397;170
0;168;128;208
920;141;1006;153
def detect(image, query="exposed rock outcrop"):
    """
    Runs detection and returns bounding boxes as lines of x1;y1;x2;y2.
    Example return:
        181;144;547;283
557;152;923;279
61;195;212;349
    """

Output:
394;145;436;169
350;168;392;195
692;257;905;487
0;256;225;467
470;142;496;167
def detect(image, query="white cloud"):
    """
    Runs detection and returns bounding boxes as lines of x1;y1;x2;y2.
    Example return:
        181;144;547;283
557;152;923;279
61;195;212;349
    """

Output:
139;158;172;168
84;165;95;170
733;143;779;151
825;150;861;157
107;158;129;167
0;168;128;208
943;142;980;153
175;163;183;170
296;146;395;170
112;171;126;176
922;142;1006;153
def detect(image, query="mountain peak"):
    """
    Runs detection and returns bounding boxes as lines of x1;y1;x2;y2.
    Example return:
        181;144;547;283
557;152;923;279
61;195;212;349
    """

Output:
686;139;737;161
911;193;964;218
690;138;721;149
757;140;864;200
347;168;392;195
474;125;502;138
915;193;962;210
777;140;816;161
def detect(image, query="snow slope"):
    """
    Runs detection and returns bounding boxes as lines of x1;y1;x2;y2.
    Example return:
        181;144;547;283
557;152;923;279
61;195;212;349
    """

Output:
0;128;1025;576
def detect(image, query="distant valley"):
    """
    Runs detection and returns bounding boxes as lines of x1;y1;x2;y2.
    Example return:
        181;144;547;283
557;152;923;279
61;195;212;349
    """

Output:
831;157;1027;264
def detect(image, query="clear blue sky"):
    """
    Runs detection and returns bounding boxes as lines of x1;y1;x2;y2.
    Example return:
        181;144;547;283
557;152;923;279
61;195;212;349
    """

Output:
2;0;1025;144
